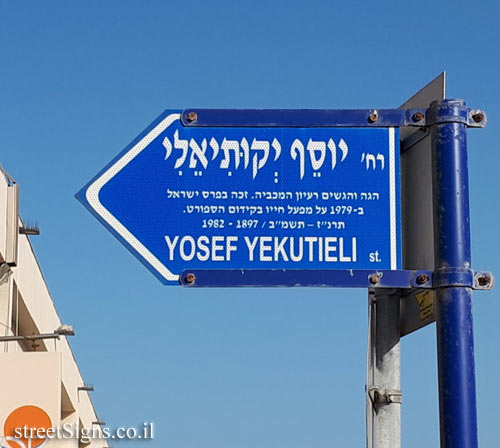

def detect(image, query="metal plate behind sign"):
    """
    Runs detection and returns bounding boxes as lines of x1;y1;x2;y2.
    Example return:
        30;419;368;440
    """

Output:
399;72;445;336
77;112;402;285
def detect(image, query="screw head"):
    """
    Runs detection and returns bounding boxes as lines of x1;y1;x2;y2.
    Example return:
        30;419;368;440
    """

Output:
412;112;425;123
186;112;198;123
369;273;382;285
416;273;430;285
185;273;196;285
472;111;485;123
368;111;379;123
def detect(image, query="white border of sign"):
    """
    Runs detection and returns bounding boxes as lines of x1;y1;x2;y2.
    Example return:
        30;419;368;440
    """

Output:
389;127;397;270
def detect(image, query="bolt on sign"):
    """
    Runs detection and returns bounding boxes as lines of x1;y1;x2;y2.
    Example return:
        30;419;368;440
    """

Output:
77;110;402;285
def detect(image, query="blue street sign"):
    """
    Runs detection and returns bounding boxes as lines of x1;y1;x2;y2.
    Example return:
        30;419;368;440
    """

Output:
76;110;402;285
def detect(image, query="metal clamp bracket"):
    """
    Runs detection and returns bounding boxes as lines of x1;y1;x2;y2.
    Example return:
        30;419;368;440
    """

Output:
179;268;494;289
426;100;487;128
432;267;493;289
368;388;403;406
181;105;487;129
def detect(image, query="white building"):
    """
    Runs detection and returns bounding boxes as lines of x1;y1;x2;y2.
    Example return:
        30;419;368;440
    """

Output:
0;164;109;448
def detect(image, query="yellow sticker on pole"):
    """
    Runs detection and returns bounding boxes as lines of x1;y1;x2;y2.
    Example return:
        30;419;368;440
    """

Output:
415;290;435;322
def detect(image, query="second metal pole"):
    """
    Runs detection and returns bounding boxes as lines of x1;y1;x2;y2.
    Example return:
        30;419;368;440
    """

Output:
368;289;401;448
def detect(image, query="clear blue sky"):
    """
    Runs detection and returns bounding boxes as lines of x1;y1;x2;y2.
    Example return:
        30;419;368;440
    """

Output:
1;1;499;447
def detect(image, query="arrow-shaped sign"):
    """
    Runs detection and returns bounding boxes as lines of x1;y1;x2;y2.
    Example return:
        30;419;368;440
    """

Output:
77;110;401;285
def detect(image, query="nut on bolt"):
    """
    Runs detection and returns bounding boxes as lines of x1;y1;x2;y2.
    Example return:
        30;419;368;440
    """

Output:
186;112;198;123
476;273;491;287
369;273;382;285
412;112;425;123
185;273;196;285
471;111;485;123
416;273;430;285
368;111;379;123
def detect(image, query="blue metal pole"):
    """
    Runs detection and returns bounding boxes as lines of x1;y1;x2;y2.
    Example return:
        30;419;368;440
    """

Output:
430;99;478;448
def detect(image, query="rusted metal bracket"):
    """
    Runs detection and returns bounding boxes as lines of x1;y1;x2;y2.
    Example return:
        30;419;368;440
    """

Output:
181;106;487;129
180;268;494;289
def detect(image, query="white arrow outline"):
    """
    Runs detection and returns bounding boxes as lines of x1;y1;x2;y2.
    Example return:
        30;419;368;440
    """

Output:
86;113;181;282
